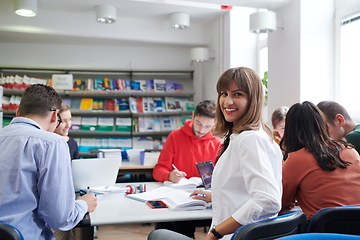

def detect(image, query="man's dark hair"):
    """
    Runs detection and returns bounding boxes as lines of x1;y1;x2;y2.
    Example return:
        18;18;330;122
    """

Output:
193;100;216;118
18;84;62;117
317;101;352;125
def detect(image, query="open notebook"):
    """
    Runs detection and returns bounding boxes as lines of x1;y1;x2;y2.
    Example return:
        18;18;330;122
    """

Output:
71;157;122;192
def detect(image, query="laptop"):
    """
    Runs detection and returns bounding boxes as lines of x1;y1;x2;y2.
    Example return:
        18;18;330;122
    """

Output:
71;158;122;192
195;161;214;189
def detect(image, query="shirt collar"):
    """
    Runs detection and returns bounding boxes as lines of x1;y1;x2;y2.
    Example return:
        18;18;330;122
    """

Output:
10;117;43;130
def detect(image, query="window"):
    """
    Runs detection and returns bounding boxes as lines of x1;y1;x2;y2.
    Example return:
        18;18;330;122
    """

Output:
339;13;360;119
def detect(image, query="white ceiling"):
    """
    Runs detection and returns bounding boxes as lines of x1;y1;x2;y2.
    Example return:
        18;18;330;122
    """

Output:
0;0;291;47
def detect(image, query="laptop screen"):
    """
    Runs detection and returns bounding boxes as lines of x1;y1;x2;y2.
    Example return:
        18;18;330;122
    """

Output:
71;158;121;192
195;161;214;189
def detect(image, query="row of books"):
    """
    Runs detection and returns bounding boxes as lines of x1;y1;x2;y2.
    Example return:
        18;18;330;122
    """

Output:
70;115;190;132
74;78;184;92
71;117;130;132
63;97;195;113
0;75;47;90
2;95;21;111
129;97;195;113
1;94;195;114
63;98;127;112
0;74;185;93
133;115;191;133
75;136;165;153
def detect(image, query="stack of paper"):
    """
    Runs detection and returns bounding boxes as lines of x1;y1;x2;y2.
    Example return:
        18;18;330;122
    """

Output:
98;149;122;159
140;150;160;166
87;185;127;201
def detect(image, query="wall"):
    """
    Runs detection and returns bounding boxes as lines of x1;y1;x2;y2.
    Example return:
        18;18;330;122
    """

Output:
199;6;257;104
0;42;194;71
268;0;335;121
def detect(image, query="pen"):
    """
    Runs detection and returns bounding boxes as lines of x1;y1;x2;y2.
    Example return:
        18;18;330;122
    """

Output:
172;164;179;171
86;186;90;194
195;193;206;197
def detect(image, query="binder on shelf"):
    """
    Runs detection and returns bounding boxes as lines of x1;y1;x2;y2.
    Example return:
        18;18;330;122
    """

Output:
154;79;166;92
97;117;114;131
70;116;81;130
115;117;132;132
116;98;130;112
80;117;98;131
80;98;93;111
70;99;81;110
105;99;116;111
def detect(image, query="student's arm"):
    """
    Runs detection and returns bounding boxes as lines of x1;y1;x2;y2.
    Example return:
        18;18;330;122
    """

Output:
231;134;282;228
205;217;242;240
37;137;96;231
281;156;299;211
152;132;177;182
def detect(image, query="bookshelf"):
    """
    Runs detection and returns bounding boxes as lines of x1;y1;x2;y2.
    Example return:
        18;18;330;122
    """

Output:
0;67;195;154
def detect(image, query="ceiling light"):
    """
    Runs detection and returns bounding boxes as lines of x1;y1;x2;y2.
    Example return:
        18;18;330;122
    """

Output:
249;11;277;33
95;5;117;24
14;0;37;17
191;47;209;62
171;12;190;29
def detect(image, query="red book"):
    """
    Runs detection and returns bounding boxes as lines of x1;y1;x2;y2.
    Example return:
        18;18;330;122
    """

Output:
105;99;116;111
137;97;143;113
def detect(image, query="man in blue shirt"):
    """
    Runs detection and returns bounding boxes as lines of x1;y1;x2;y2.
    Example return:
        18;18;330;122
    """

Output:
0;84;97;240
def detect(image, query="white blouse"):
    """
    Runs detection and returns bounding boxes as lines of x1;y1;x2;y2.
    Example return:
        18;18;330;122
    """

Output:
211;129;283;239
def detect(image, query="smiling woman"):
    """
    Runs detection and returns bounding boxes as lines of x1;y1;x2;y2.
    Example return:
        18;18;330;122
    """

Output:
53;102;79;160
206;67;282;239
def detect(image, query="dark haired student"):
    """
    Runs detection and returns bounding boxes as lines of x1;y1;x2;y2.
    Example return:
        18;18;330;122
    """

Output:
153;99;221;184
281;101;360;220
0;84;97;240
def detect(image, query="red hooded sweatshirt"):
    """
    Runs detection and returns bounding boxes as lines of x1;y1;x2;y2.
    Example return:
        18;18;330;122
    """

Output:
152;119;221;182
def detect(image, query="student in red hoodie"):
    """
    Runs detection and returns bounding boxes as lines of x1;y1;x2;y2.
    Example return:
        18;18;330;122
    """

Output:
152;100;221;238
153;99;221;183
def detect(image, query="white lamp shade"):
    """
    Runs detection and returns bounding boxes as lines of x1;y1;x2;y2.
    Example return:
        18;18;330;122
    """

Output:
14;0;37;17
249;11;277;33
171;12;190;29
96;5;117;24
191;47;209;62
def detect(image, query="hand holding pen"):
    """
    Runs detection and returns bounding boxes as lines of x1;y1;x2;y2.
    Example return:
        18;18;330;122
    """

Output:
190;190;212;202
168;164;187;183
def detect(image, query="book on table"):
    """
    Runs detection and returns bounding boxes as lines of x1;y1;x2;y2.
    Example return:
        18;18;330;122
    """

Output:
162;189;208;211
126;186;208;211
163;177;202;189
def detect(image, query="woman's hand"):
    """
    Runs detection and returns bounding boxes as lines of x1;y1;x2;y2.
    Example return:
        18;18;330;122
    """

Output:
190;190;212;202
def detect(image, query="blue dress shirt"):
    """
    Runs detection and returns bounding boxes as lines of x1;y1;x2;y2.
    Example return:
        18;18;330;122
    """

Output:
0;117;88;240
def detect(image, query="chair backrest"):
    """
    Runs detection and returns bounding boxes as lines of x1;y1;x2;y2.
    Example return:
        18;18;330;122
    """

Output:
0;223;24;240
307;205;360;235
230;211;308;240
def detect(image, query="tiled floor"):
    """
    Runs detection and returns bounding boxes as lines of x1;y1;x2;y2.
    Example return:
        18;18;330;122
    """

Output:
95;223;208;240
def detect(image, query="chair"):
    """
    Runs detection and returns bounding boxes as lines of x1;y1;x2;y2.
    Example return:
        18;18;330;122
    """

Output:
0;223;24;240
307;205;360;235
277;233;360;240
230;211;308;240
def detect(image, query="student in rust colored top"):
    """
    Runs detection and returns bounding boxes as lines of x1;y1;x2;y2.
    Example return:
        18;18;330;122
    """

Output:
281;101;360;220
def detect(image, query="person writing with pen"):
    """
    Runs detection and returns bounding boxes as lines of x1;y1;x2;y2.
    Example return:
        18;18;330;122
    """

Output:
152;99;221;183
148;67;282;240
152;100;221;237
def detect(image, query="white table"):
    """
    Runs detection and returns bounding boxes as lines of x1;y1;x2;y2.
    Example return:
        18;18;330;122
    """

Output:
90;182;212;225
77;182;212;240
